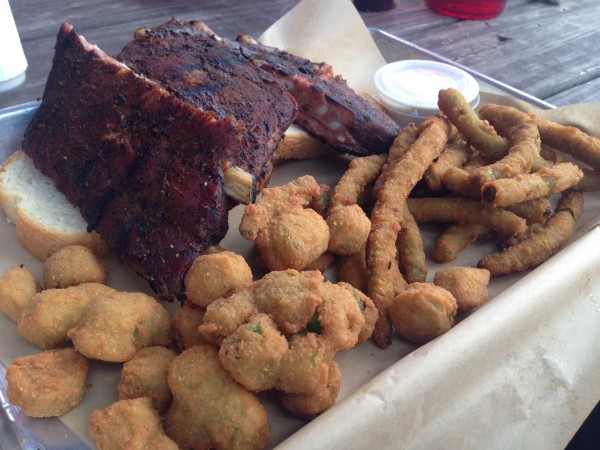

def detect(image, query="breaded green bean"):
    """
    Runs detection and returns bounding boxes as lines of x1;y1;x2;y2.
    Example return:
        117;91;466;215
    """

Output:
372;124;419;197
441;166;481;199
406;197;527;236
432;223;491;263
532;115;600;169
478;190;584;275
367;115;451;348
438;88;508;160
424;138;471;192
329;155;386;211
506;197;553;224
396;204;427;283
475;114;541;183
481;162;583;207
574;168;600;192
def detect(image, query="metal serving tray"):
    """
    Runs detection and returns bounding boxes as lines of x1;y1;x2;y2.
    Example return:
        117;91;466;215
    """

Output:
0;29;597;450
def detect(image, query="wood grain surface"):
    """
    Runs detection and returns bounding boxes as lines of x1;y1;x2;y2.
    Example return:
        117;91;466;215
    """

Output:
2;0;599;109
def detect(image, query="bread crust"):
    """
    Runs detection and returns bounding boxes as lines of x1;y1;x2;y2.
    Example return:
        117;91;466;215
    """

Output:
0;151;109;260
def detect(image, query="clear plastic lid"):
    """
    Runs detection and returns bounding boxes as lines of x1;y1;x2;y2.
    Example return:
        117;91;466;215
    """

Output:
374;60;480;121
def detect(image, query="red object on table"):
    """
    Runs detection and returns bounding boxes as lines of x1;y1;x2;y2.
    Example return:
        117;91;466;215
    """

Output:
425;0;506;20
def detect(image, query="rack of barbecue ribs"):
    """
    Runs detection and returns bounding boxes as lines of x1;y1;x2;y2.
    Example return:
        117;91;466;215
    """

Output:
22;21;399;300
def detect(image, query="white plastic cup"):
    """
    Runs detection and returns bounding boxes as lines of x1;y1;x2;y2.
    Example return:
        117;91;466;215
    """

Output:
0;0;28;92
373;60;479;126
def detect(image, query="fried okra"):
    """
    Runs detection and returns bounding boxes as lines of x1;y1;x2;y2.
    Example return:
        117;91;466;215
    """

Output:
0;266;41;321
256;207;330;271
17;282;115;349
326;204;371;256
389;282;458;344
118;346;177;413
165;345;270;450
184;250;252;308
68;291;172;362
201;270;374;398
43;244;108;289
6;348;88;417
277;360;342;419
172;300;208;351
433;267;490;312
89;397;178;450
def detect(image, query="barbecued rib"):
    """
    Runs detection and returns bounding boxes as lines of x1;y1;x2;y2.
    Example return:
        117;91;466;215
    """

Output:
236;34;401;155
118;19;297;189
21;23;295;300
117;19;399;156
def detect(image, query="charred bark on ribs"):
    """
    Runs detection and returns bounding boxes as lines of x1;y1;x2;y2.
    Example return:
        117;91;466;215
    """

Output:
22;23;296;300
21;19;399;301
117;19;399;156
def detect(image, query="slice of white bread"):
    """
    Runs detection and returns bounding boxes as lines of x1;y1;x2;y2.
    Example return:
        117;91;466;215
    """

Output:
273;124;338;162
0;150;109;260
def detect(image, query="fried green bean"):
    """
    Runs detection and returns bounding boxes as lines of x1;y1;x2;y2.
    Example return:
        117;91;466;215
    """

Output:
396;204;427;283
432;223;491;263
481;162;583;207
328;155;386;211
407;197;527;236
372;124;419;197
423;138;471;192
438;88;508;160
532;115;600;169
367;115;451;348
506;197;553;224
475;113;541;183
573;168;600;192
478;190;584;275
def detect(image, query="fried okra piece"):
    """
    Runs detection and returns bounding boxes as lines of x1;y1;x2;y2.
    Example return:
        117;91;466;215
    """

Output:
184;250;253;308
166;345;270;450
256;207;330;271
68;291;172;362
17;282;115;349
198;290;258;346
89;397;178;450
252;269;324;335
316;281;365;351
118;346;177;413
0;266;41;321
389;283;458;344
433;267;490;312
6;348;88;417
218;313;289;392
276;332;335;395
172;300;207;351
277;360;342;419
326;204;371;256
479;190;584;275
239;175;323;240
43;244;108;289
338;281;378;345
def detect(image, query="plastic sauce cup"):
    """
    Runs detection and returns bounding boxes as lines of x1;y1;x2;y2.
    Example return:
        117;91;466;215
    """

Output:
373;60;480;126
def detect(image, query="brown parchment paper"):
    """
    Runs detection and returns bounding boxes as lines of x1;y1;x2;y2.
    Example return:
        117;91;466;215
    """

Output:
1;0;599;449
